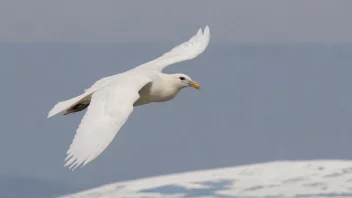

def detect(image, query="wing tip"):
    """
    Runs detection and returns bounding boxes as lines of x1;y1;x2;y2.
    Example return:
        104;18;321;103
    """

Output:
47;112;56;118
196;28;202;36
199;25;210;53
47;110;56;118
64;149;94;170
196;25;210;38
64;156;82;171
204;25;210;35
47;102;66;118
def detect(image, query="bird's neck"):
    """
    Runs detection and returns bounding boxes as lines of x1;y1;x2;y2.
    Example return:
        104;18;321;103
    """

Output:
135;78;182;106
156;80;182;100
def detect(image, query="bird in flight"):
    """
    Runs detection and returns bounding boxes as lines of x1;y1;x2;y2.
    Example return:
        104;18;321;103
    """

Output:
48;26;210;170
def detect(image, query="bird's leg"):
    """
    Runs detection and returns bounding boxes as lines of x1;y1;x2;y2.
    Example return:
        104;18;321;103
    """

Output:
64;103;90;115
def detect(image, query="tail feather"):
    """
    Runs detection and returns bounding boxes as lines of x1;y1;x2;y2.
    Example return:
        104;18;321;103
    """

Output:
47;93;92;118
48;75;115;118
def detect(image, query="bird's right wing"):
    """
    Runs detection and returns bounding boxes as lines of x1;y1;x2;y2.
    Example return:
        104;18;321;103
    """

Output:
135;26;210;72
64;74;151;170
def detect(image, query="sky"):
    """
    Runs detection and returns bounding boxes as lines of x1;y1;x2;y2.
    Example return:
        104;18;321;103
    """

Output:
0;1;352;198
0;0;352;43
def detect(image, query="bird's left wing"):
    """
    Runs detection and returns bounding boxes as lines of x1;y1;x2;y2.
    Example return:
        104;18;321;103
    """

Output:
135;26;210;72
64;74;151;170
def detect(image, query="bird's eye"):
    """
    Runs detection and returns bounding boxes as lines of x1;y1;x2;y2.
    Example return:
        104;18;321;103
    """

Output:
179;77;185;80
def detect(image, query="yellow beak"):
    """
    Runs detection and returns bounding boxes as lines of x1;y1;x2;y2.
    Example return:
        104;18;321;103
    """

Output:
188;81;201;90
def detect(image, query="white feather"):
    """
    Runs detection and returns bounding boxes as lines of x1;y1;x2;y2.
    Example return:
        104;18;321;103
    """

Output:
64;74;151;170
48;26;211;169
136;25;210;72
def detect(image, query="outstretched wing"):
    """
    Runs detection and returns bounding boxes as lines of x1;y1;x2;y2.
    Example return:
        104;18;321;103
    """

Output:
136;26;210;72
64;74;151;170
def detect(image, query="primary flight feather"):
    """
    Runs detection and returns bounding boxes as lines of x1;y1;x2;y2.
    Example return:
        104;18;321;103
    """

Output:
48;26;210;170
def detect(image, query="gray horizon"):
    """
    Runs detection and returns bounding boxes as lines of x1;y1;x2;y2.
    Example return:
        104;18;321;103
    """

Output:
0;0;351;43
0;1;352;198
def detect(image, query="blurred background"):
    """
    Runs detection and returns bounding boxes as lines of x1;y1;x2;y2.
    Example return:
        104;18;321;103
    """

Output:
0;0;351;197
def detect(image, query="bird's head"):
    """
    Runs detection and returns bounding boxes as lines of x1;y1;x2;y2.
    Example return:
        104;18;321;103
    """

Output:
169;73;200;90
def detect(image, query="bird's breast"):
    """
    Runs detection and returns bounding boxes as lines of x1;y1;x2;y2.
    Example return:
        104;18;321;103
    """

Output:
134;82;180;106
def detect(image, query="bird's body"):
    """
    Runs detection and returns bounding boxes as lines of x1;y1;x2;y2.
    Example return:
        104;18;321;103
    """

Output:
135;73;185;105
48;26;210;170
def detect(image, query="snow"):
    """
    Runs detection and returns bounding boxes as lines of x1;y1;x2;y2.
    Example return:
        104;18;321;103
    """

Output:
59;160;352;198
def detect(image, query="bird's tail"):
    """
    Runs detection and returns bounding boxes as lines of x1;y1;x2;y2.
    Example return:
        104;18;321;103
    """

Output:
47;93;92;118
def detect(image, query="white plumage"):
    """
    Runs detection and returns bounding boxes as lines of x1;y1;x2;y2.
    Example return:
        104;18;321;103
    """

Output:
48;26;210;170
